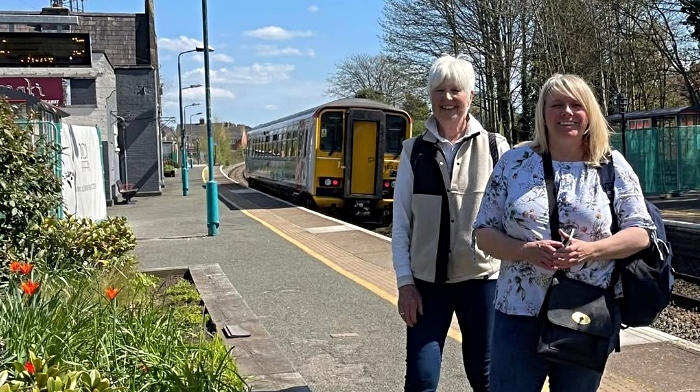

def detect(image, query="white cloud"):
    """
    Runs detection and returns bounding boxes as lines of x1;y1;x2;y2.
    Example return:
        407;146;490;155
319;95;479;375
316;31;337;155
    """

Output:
161;86;236;113
157;36;204;53
243;26;315;40
253;45;316;57
213;53;235;63
264;104;279;110
307;5;319;12
182;63;296;85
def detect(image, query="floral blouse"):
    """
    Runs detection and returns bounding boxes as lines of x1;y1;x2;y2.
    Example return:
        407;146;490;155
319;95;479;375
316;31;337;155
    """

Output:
473;146;655;316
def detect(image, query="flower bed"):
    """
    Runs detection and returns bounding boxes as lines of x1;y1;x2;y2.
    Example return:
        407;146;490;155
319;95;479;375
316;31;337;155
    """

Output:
0;218;248;391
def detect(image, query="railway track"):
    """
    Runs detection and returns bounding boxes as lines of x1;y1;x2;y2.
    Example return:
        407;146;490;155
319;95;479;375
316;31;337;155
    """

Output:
672;272;700;311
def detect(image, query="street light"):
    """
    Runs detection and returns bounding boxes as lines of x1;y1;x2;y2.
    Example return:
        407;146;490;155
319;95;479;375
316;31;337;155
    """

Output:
616;92;629;157
178;47;213;196
190;112;202;165
184;103;201;169
201;0;219;236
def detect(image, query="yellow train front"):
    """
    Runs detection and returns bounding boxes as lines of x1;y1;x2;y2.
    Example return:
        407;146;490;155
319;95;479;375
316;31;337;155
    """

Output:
245;98;412;223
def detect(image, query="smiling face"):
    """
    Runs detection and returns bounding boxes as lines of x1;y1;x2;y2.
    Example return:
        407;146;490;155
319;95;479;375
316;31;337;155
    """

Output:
430;80;473;126
544;91;589;143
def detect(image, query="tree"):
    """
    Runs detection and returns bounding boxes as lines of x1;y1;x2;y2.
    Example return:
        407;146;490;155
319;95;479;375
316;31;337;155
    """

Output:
682;0;700;41
210;121;233;166
354;88;389;103
401;92;431;136
326;54;418;105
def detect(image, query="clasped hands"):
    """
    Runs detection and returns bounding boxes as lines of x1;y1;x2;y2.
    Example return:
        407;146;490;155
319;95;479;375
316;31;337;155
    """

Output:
523;229;595;270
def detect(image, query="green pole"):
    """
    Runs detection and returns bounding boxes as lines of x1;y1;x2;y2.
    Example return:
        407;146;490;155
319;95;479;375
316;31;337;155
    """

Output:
56;121;63;219
202;0;219;236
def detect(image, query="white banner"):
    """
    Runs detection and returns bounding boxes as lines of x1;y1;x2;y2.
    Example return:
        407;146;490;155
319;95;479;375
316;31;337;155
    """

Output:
61;124;107;221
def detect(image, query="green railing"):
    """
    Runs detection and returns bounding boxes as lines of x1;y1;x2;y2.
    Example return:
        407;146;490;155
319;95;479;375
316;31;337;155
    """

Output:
611;126;700;195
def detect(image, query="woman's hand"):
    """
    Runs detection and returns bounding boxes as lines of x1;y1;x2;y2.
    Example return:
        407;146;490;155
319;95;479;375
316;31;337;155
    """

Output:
520;240;563;270
552;229;598;267
398;284;423;327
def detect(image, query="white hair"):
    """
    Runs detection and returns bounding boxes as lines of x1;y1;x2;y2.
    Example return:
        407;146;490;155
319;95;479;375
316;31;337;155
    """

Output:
426;54;476;95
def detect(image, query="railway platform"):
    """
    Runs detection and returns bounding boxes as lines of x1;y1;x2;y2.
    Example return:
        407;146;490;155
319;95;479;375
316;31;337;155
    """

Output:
110;165;700;392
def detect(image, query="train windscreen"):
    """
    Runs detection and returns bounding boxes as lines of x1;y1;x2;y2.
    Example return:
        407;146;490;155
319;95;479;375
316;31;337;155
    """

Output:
319;111;344;152
386;115;407;154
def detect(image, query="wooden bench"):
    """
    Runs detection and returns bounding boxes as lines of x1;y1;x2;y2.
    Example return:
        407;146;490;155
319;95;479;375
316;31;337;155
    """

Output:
116;180;139;204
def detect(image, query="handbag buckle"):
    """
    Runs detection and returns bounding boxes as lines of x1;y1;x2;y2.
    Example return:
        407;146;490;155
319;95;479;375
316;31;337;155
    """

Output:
572;311;591;325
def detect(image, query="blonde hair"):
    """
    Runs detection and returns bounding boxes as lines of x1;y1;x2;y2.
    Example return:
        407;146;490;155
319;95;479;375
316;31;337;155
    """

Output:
530;74;611;165
426;54;476;96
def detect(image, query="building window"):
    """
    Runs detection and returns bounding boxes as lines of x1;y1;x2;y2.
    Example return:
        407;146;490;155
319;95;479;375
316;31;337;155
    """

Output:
69;78;96;105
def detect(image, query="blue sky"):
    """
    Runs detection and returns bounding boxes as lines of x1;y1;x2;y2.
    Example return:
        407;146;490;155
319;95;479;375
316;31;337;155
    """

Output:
5;0;386;127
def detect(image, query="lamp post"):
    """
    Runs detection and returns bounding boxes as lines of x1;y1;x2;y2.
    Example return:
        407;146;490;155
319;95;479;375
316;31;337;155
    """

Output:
190;112;202;166
184;103;201;169
178;46;210;196
616;92;628;157
201;0;219;236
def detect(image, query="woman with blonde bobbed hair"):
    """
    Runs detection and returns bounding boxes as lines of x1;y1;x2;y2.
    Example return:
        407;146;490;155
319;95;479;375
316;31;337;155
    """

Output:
473;74;654;391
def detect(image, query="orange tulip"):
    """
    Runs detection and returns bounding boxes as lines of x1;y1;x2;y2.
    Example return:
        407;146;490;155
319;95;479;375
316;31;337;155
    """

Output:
21;280;40;296
105;287;120;300
19;263;33;275
9;261;21;273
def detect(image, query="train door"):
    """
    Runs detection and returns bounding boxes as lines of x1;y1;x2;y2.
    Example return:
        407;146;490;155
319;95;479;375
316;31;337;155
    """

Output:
343;109;386;198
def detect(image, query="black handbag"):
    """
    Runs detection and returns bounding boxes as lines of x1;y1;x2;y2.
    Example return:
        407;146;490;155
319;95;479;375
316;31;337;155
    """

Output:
536;152;620;372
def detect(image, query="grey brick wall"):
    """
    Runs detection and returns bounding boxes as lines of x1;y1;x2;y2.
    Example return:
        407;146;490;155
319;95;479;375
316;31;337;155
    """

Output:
116;67;160;195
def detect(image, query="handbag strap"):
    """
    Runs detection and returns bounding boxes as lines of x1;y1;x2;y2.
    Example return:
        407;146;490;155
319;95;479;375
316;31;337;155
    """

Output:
542;152;561;242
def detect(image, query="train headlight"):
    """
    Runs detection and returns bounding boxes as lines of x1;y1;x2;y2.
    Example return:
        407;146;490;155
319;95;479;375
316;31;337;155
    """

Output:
391;181;396;188
324;179;332;186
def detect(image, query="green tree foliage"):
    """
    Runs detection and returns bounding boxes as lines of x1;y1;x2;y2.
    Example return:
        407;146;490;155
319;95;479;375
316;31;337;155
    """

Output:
211;122;233;166
0;100;62;257
354;88;389;103
682;0;700;41
401;93;431;136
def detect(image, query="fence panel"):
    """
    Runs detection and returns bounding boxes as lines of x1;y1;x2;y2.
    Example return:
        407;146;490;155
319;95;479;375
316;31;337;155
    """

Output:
611;126;700;195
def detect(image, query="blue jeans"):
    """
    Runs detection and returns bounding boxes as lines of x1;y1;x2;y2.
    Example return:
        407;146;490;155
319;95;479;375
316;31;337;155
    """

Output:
490;311;606;392
404;279;496;392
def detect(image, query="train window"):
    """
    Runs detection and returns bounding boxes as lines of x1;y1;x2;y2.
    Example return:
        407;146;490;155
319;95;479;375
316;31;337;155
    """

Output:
386;115;407;154
320;111;343;152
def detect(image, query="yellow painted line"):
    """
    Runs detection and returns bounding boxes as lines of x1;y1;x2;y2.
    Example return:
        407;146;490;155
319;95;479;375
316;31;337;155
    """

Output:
201;166;208;183
230;201;462;342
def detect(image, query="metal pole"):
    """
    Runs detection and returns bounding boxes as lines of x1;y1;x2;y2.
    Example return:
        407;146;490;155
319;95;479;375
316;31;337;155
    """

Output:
178;50;193;196
202;0;219;236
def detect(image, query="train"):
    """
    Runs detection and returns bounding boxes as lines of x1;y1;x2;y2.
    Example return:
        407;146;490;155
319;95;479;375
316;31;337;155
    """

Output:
244;98;413;223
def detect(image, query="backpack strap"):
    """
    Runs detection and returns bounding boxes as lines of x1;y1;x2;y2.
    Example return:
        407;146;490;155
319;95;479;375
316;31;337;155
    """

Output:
597;155;620;234
488;132;500;168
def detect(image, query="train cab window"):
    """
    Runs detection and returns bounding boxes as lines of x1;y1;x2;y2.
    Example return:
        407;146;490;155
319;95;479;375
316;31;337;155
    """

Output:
386;115;407;154
319;111;343;152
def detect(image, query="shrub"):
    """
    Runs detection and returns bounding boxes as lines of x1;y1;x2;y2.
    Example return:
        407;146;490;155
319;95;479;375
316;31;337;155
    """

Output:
27;215;136;271
0;100;62;259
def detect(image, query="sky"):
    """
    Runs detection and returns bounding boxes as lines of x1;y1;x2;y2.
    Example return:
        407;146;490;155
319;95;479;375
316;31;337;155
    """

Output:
5;0;387;127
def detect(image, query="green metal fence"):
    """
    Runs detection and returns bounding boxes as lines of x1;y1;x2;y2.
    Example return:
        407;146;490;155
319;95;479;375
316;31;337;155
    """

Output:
611;126;700;195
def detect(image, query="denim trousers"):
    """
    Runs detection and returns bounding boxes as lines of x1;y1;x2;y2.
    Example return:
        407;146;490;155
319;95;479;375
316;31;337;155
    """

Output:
404;278;496;392
490;310;606;392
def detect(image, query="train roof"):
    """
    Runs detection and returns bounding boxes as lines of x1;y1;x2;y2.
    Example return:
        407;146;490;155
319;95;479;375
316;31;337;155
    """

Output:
251;98;409;130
